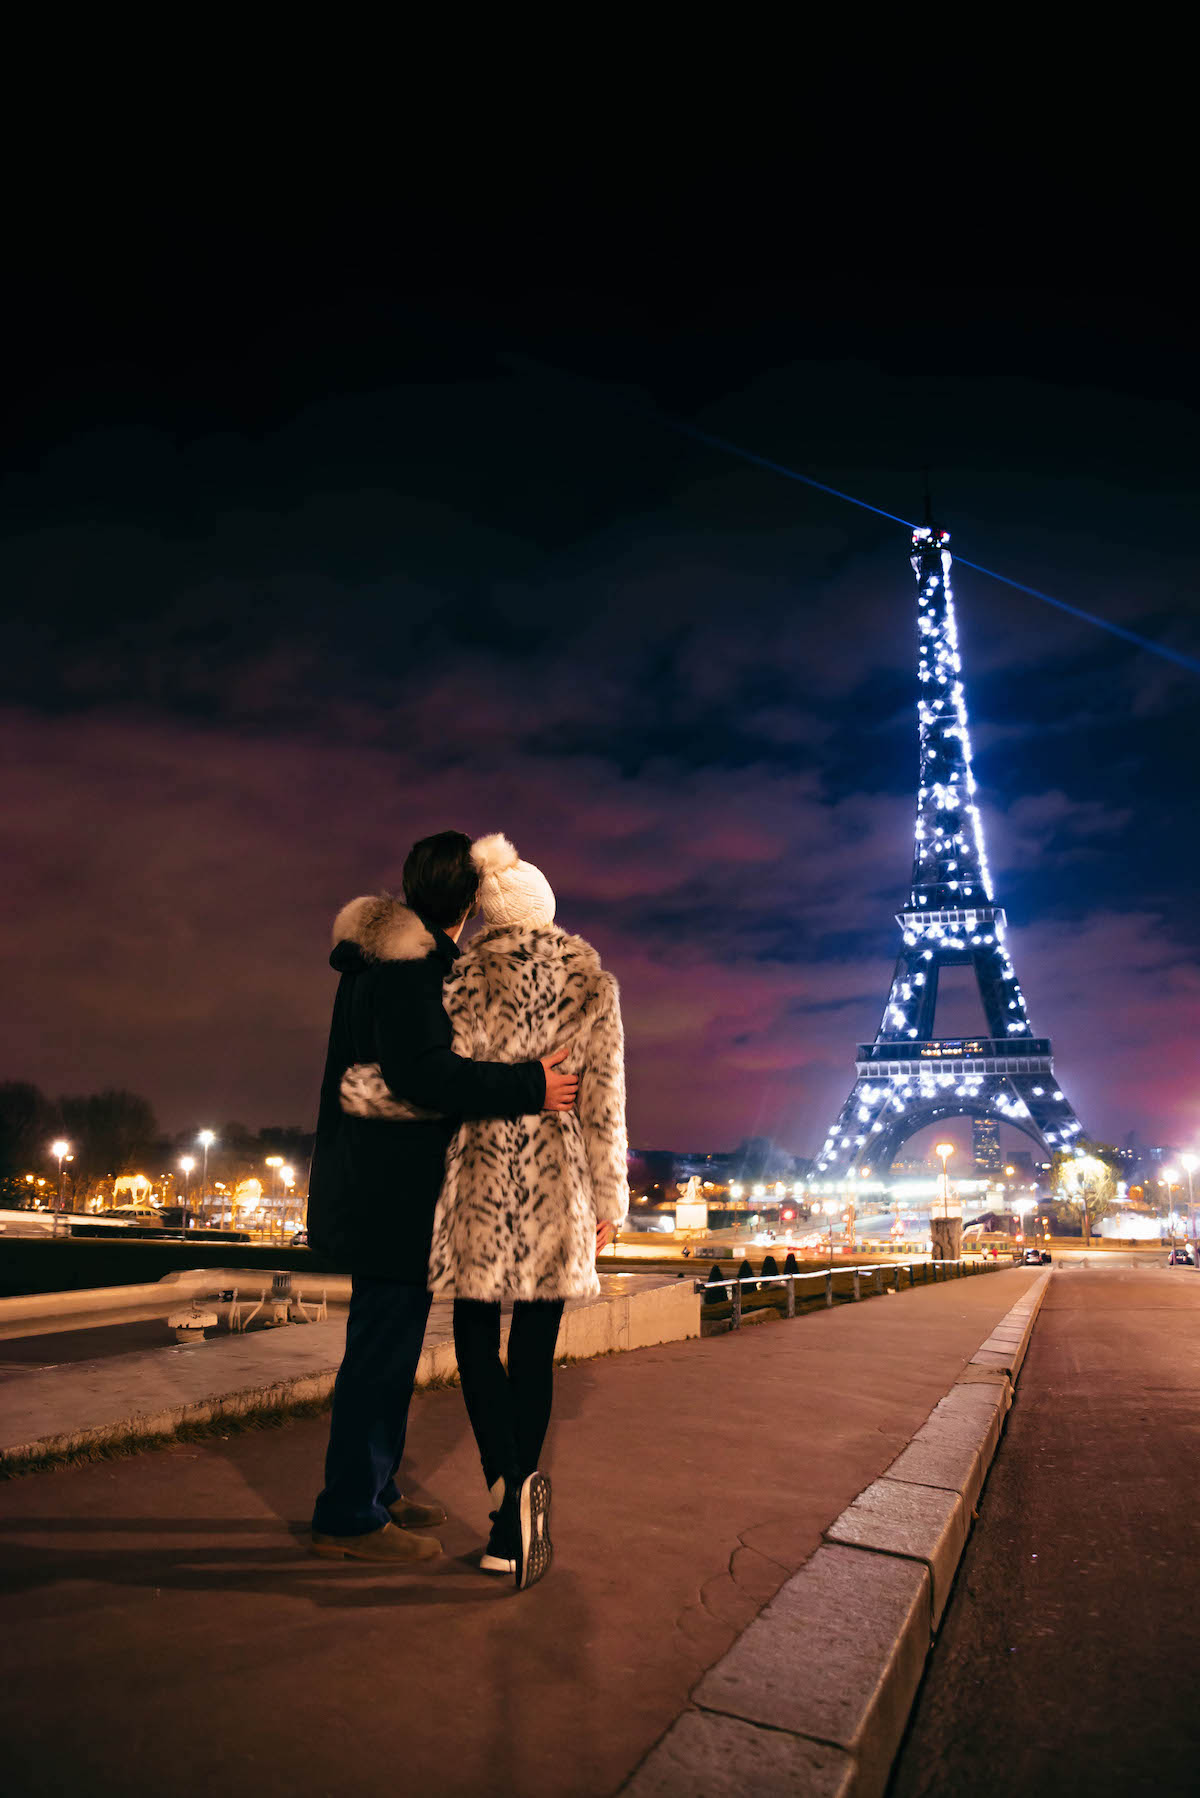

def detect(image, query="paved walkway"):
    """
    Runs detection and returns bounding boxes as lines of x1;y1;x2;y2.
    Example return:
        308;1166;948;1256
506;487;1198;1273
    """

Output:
0;1268;1037;1798
889;1262;1200;1796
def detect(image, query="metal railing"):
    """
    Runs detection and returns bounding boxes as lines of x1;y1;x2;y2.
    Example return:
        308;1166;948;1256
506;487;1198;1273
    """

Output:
696;1257;1004;1329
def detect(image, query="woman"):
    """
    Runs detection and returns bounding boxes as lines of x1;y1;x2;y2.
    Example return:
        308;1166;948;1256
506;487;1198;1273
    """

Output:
428;833;629;1590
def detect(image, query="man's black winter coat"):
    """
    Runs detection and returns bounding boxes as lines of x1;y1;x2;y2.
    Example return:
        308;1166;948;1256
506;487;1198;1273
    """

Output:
307;895;545;1281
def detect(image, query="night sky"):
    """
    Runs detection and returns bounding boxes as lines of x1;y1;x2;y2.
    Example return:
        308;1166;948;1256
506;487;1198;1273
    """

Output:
4;177;1197;1158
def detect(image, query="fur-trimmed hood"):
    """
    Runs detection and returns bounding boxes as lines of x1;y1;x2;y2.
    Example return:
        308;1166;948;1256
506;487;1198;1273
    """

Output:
330;894;436;965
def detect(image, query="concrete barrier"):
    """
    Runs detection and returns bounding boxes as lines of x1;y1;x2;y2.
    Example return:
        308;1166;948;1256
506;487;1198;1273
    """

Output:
0;1275;700;1473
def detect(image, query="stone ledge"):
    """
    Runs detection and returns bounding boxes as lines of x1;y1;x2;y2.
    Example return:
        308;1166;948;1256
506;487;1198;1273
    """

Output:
1;1278;700;1471
953;1364;1012;1391
622;1709;854;1798
825;1476;968;1629
693;1543;931;1798
884;1423;989;1515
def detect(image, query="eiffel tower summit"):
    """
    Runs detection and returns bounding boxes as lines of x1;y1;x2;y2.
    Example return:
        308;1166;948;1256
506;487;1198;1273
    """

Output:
814;514;1086;1198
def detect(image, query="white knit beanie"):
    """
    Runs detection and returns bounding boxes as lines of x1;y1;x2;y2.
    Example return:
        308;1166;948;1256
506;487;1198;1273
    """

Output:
471;834;556;929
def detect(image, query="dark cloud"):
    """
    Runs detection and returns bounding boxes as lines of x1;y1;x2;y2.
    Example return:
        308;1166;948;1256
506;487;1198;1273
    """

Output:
3;252;1197;1157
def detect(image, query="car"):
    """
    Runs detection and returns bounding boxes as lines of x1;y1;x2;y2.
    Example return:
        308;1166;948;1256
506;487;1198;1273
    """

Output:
1022;1248;1042;1265
1167;1248;1195;1266
290;1229;309;1247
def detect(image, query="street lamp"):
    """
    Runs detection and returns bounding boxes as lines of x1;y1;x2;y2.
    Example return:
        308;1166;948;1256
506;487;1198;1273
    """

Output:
197;1130;215;1225
50;1139;70;1236
821;1197;840;1271
1181;1153;1198;1266
265;1156;284;1238
1162;1168;1179;1248
933;1142;954;1260
178;1156;195;1230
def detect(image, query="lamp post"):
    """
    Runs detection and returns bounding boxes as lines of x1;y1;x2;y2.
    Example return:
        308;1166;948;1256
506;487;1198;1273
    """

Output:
197;1130;215;1226
178;1156;195;1231
265;1156;284;1239
50;1139;70;1238
1181;1154;1198;1267
1162;1168;1178;1251
823;1197;839;1272
933;1141;955;1261
281;1165;295;1238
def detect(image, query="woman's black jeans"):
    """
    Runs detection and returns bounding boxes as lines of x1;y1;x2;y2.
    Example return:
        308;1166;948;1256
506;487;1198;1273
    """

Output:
452;1298;565;1493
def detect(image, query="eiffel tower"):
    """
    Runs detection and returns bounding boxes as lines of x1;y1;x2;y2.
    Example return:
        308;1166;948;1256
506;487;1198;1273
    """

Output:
814;516;1086;1188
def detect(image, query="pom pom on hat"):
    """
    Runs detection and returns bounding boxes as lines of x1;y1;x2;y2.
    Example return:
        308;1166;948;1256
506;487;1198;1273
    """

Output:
471;833;520;879
471;833;556;929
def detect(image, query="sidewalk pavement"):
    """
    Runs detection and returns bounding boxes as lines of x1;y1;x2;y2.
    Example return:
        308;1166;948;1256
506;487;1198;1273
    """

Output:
0;1266;1039;1798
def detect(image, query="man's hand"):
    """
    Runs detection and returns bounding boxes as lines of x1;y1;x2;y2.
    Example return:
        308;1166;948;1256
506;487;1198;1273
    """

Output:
596;1219;616;1253
541;1046;579;1111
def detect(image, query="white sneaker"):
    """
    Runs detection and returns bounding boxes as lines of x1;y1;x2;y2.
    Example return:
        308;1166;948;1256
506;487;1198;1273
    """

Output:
517;1471;552;1591
480;1477;517;1575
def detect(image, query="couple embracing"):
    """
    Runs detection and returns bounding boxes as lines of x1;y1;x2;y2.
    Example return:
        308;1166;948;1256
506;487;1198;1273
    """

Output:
306;830;629;1590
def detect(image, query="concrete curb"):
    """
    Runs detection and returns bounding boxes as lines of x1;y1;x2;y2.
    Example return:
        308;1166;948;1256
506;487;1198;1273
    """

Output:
622;1270;1052;1798
0;1279;700;1473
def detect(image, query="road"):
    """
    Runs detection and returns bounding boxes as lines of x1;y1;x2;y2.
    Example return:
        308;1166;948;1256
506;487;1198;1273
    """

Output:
889;1261;1200;1797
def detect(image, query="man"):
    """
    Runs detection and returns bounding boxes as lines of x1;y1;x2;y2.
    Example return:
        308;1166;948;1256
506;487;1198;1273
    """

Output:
307;830;577;1563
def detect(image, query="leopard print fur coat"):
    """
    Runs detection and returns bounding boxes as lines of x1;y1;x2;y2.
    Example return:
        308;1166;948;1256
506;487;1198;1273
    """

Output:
427;923;629;1302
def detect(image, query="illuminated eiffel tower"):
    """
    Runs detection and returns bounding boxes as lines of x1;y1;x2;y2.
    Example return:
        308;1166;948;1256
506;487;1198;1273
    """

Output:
814;516;1086;1190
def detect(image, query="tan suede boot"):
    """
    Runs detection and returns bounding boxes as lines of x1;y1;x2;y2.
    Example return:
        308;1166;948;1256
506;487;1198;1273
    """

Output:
388;1495;448;1530
310;1521;440;1563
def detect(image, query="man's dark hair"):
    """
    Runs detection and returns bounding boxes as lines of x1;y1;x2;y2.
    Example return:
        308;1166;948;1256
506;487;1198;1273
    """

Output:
402;830;479;929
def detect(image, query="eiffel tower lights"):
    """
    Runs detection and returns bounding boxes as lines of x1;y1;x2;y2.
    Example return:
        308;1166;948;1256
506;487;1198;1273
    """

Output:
813;519;1086;1204
910;525;994;921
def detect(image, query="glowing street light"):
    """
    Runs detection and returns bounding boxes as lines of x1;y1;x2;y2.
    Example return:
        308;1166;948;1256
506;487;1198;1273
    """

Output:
265;1156;286;1238
1180;1153;1198;1265
197;1130;216;1223
50;1138;70;1234
822;1196;840;1272
178;1155;196;1229
932;1142;955;1261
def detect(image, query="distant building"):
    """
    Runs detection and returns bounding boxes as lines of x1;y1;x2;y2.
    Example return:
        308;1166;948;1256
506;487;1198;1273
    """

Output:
973;1118;1001;1173
629;1141;806;1195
